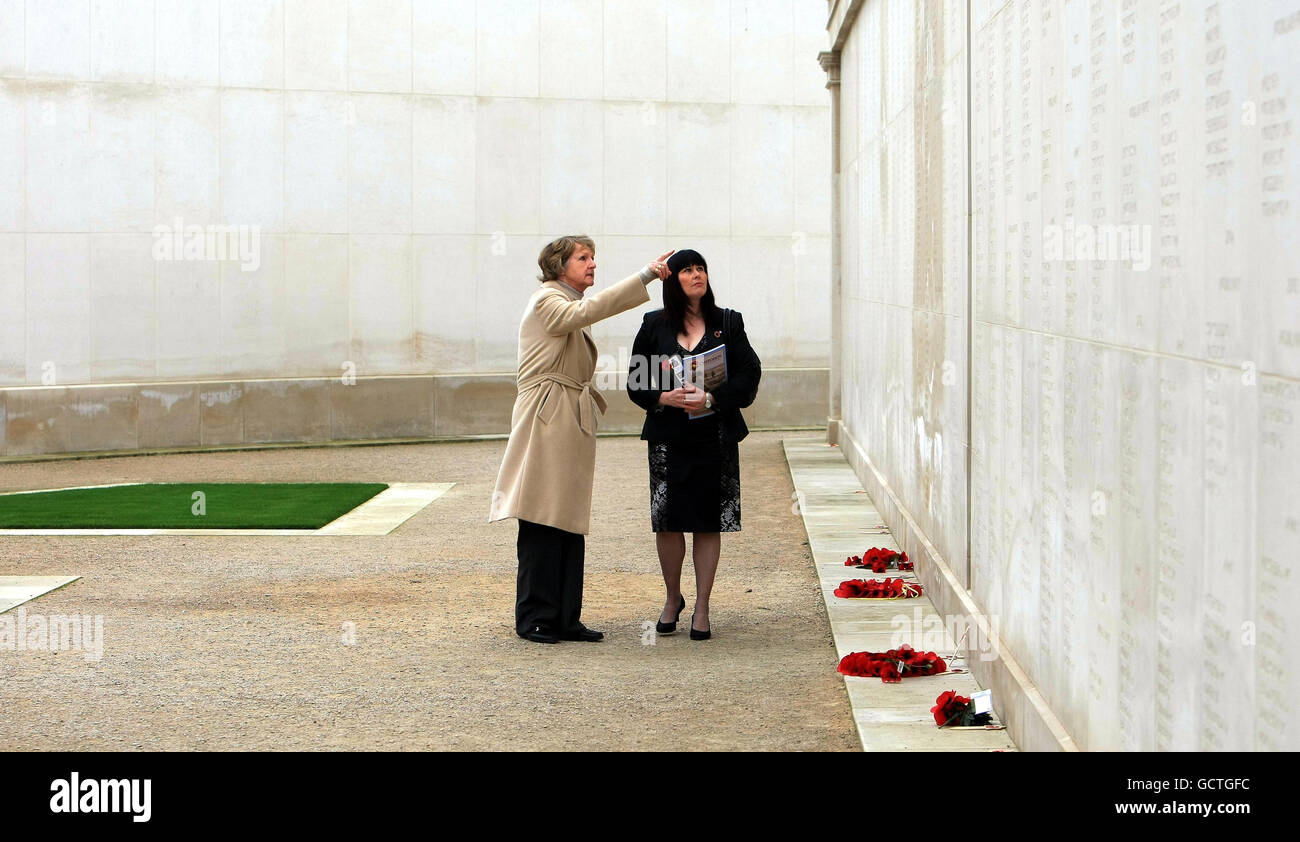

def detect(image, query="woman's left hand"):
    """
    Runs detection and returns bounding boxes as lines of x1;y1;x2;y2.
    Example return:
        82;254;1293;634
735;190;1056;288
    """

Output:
681;387;707;413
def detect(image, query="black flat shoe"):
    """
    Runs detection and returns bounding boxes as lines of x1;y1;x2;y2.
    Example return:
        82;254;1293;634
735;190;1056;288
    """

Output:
559;625;604;642
689;614;711;641
518;625;558;644
656;595;687;634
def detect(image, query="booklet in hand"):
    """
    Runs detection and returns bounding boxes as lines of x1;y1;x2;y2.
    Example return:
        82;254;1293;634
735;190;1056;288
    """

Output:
669;345;728;419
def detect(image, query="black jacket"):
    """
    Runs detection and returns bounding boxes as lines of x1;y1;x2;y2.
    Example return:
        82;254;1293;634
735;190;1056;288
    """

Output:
626;308;762;444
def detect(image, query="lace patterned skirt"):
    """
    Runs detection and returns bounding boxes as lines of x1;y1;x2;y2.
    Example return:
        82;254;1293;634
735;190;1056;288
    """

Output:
648;420;741;533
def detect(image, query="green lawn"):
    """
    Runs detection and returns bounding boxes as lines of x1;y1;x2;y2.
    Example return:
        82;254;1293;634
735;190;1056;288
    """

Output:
0;483;390;529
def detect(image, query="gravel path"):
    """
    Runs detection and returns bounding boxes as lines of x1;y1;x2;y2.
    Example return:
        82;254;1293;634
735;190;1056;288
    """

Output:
0;432;856;751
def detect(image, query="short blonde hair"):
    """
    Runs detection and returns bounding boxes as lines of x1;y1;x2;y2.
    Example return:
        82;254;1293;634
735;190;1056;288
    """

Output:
537;235;596;282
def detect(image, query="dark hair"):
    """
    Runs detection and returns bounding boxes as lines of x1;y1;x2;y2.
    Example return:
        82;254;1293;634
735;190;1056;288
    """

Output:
662;249;723;333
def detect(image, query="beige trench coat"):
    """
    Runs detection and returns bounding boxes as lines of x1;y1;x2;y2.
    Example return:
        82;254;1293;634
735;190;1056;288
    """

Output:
489;271;651;535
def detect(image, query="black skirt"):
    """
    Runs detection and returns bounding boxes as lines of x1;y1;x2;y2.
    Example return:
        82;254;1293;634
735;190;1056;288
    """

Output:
648;414;741;533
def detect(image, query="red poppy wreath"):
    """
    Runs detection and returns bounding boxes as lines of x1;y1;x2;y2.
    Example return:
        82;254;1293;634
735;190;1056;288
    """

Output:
837;645;947;683
844;547;913;573
833;577;923;599
931;690;993;728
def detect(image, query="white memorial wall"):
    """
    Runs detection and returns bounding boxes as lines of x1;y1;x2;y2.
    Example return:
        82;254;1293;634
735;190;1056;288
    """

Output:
833;0;1299;750
0;0;831;455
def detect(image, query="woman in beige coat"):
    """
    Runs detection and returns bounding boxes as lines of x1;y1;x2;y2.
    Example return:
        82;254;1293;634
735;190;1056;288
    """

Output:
489;236;672;644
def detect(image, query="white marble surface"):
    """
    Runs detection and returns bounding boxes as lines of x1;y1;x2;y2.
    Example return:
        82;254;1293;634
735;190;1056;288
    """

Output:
221;0;285;89
667;0;731;102
285;92;349;233
836;0;1300;750
0;0;830;392
220;89;284;230
348;0;413;93
604;0;666;101
26;234;91;384
0;85;20;230
0;0;23;77
89;2;155;83
416;96;478;234
476;0;540;98
156;0;220;85
414;1;475;95
90;234;156;380
0;234;22;382
25;0;89;80
286;0;348;90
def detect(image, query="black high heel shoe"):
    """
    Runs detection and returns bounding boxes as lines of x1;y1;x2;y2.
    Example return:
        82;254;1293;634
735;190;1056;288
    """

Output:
656;595;686;633
689;613;711;641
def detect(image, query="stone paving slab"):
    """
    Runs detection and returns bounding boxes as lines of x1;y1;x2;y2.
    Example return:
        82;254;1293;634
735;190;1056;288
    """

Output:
316;482;453;535
784;438;1018;752
0;576;82;613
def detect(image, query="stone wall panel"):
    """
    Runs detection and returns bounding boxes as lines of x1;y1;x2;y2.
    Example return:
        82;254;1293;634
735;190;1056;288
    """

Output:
836;0;1300;750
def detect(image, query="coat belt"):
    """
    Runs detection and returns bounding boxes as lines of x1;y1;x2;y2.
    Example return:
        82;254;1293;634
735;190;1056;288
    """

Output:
518;372;607;435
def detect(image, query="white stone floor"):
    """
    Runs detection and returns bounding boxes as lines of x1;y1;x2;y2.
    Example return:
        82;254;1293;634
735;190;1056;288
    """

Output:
783;438;1018;752
316;482;454;535
0;576;81;613
0;482;454;537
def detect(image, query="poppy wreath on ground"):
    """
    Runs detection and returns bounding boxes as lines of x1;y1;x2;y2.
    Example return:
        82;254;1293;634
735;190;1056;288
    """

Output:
931;690;993;728
836;644;947;683
844;547;913;573
833;577;923;599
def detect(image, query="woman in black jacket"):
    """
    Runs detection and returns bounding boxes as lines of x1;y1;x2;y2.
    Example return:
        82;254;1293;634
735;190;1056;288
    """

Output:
626;249;761;640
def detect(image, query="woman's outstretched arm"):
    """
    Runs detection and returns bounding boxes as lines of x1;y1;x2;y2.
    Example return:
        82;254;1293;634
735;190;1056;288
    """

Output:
534;268;654;336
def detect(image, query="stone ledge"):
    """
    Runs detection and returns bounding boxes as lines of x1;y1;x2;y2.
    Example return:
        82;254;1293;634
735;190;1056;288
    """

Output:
0;369;829;459
833;425;1079;753
783;437;1018;753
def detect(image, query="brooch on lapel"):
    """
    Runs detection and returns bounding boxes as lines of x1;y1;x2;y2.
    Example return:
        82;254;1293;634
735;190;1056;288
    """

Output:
713;329;722;337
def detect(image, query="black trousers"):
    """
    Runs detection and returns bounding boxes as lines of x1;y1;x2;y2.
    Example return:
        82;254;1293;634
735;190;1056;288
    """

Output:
515;519;585;635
